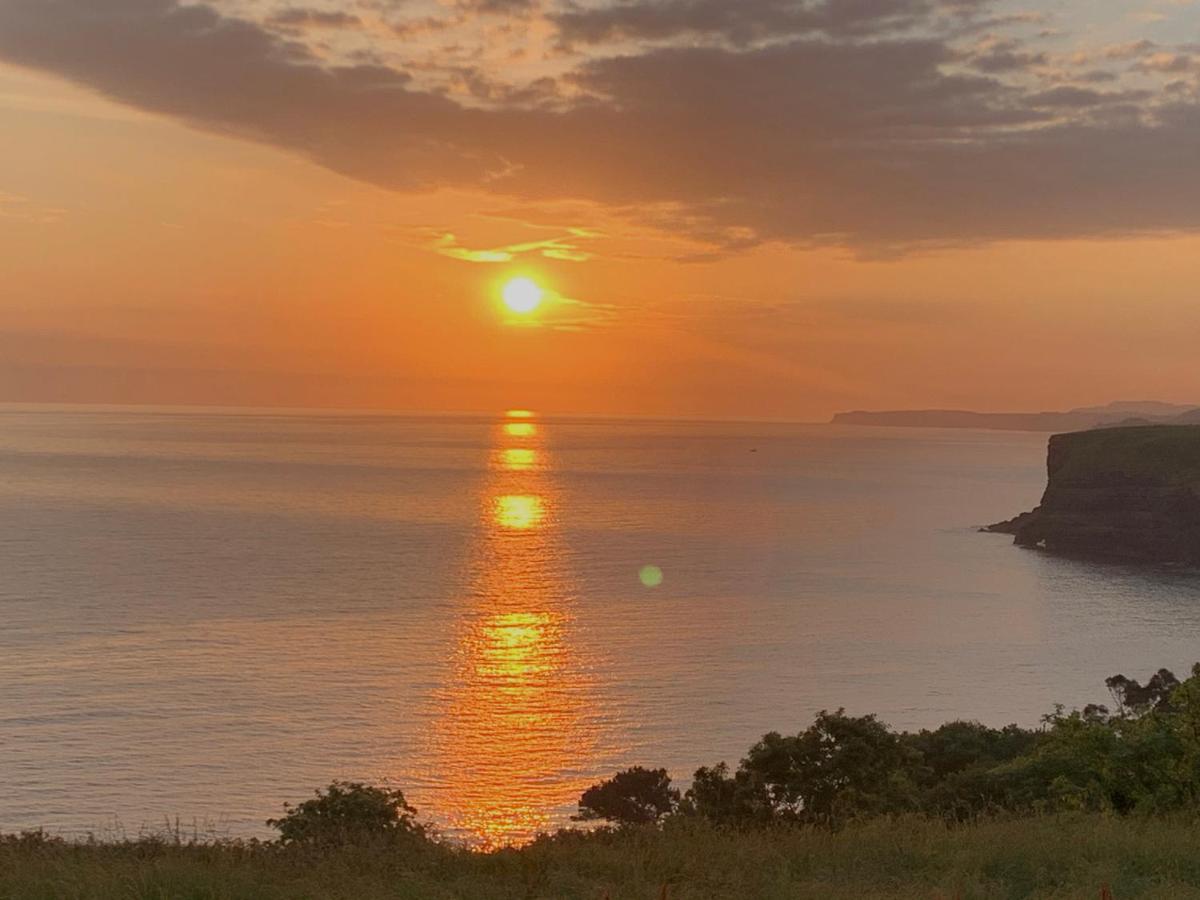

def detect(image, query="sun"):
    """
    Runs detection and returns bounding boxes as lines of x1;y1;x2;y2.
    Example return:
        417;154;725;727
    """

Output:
501;277;544;314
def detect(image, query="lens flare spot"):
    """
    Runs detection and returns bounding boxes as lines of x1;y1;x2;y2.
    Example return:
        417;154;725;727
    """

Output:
639;565;664;588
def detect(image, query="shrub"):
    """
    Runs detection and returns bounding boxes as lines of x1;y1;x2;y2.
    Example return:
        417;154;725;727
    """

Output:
267;781;423;846
576;767;679;825
686;710;921;828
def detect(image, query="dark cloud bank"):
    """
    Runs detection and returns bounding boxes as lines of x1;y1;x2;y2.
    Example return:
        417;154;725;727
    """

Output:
1;0;1198;253
551;0;988;45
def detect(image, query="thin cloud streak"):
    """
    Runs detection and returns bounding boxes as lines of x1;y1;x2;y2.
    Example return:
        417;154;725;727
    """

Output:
430;231;596;262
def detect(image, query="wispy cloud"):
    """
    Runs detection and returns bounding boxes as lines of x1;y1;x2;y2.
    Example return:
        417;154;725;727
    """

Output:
264;6;364;31
429;229;596;262
0;192;65;225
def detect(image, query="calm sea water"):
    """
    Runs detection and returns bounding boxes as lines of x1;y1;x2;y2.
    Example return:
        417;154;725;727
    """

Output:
4;406;1200;845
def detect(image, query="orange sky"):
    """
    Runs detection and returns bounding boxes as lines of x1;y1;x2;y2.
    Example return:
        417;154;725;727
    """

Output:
2;0;1200;420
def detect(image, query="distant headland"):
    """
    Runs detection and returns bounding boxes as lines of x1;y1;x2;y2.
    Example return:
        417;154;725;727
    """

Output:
986;425;1200;565
831;400;1200;432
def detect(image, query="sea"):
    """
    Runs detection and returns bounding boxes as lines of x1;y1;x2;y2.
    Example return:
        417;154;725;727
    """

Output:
3;405;1200;846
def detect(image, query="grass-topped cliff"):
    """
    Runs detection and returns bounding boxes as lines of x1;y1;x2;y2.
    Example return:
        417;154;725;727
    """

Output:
988;426;1200;563
1044;426;1200;486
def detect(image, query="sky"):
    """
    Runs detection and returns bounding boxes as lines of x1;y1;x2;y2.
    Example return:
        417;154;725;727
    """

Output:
1;0;1199;420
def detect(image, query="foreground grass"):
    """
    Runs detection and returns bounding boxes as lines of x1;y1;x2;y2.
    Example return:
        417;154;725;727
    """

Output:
7;816;1200;900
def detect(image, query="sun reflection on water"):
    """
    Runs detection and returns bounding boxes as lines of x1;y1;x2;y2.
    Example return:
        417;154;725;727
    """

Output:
494;494;544;530
422;411;606;848
503;422;537;438
498;447;538;472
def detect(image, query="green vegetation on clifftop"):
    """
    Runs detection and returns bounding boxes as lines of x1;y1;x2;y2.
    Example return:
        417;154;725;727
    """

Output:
1046;426;1200;487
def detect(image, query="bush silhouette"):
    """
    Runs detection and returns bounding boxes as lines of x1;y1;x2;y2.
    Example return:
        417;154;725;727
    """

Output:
576;767;679;825
267;781;422;846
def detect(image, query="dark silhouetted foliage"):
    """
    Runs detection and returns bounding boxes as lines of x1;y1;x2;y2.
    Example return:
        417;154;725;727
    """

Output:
903;720;1041;818
286;666;1200;850
683;710;922;827
267;781;422;846
683;761;768;825
675;665;1200;828
1106;668;1180;714
575;767;679;825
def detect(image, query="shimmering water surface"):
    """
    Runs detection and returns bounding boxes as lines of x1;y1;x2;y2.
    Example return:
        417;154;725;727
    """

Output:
4;406;1200;845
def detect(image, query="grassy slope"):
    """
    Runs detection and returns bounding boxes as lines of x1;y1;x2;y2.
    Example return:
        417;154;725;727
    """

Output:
8;816;1200;900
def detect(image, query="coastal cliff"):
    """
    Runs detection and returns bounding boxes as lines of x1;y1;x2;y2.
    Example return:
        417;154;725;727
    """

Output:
831;401;1199;432
986;426;1200;563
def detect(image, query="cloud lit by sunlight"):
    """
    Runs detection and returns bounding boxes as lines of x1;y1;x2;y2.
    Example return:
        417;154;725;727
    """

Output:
432;232;594;264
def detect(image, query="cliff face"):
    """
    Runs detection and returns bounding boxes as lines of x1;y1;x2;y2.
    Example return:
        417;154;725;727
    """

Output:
987;426;1200;564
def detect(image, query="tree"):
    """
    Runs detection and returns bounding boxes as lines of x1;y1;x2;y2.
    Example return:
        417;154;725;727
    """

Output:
738;711;921;826
687;711;921;828
267;781;423;846
903;720;1041;819
683;762;762;825
1106;668;1180;715
576;767;679;825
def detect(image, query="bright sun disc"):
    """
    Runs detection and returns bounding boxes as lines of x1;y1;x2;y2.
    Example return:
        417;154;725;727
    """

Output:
502;277;543;314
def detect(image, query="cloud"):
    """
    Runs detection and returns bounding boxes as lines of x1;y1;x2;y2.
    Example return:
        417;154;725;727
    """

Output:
551;0;989;46
1025;86;1136;108
1103;39;1158;60
0;192;66;224
428;230;595;262
456;0;539;12
1;0;1199;254
264;7;363;30
966;36;1046;72
1135;51;1198;73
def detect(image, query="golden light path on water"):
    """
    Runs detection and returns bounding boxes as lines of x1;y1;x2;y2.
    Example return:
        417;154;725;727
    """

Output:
503;421;536;438
500;447;537;472
422;411;607;848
